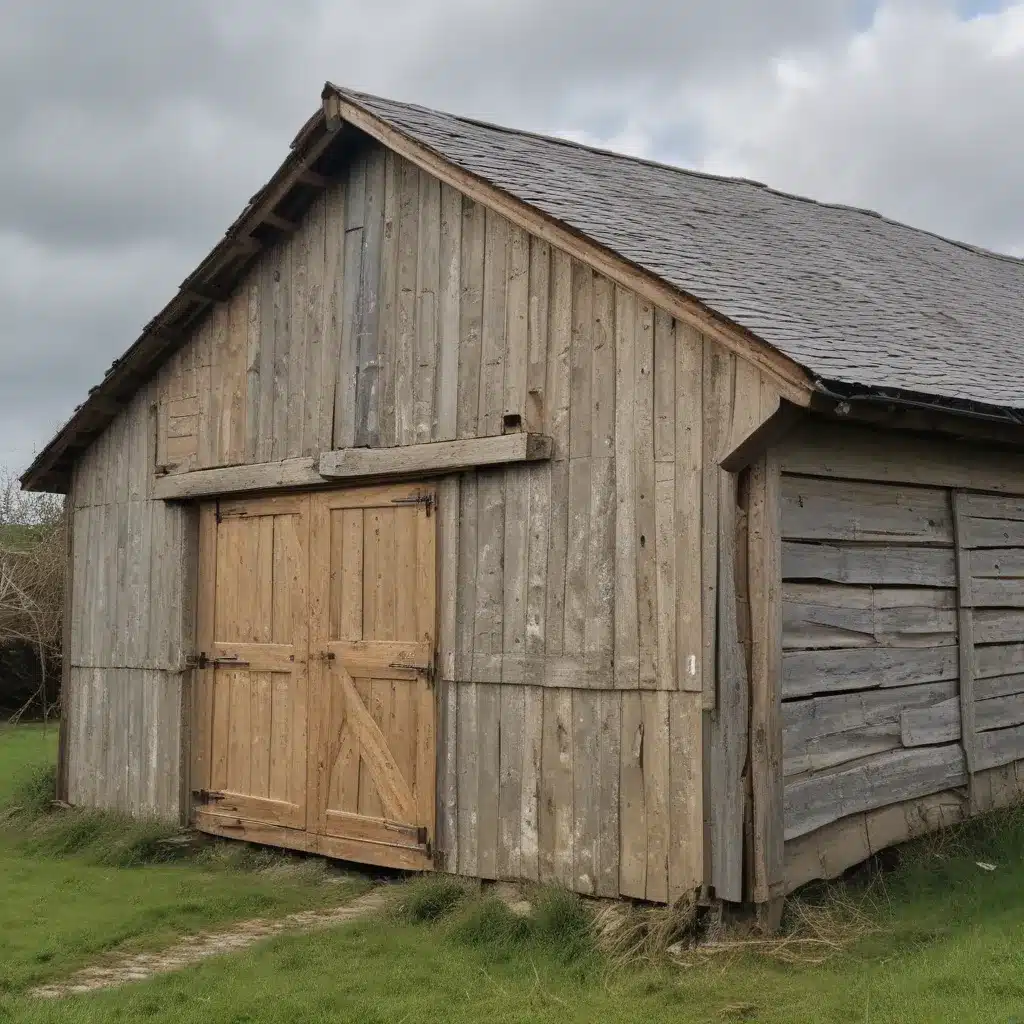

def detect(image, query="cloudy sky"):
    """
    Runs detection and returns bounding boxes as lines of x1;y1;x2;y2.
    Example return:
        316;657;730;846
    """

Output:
2;0;1022;476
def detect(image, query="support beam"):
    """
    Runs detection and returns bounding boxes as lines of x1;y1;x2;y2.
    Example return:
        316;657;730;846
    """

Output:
319;433;553;480
261;211;298;233
720;401;805;473
154;457;322;500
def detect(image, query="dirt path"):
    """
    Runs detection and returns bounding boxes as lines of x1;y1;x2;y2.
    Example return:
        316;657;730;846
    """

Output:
30;887;390;998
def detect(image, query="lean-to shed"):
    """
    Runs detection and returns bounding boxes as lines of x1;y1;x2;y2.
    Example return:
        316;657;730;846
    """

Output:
24;84;1024;909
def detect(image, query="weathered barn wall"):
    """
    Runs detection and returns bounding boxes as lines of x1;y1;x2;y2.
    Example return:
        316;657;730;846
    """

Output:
776;419;1024;892
63;133;787;900
66;386;196;819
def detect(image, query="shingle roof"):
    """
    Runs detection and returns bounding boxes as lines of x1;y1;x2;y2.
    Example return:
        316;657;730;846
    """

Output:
336;86;1024;412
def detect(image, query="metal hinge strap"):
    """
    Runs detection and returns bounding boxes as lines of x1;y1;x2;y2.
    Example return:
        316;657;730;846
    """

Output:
390;492;434;517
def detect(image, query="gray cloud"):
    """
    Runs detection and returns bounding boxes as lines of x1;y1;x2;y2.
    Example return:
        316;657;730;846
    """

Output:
1;0;1020;475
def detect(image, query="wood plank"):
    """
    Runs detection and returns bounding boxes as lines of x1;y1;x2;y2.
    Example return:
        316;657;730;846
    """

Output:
520;685;544;882
653;309;675;463
952;492;978;792
456;682;479;875
319;432;552;479
618;692;646;898
153;457;321;500
503;466;530;664
970;547;1024;580
586;457;615;657
702;340;733;708
676;324;703;694
473;471;506;668
539;689;574;887
564;458;591;654
354;149;385;447
784;743;967;840
655;463;676;689
595;691;621;898
413;171;440;444
781;475;952;544
319;180;347;451
614;287;640;689
784;724;902;776
902;690;1024;747
709;473;747;902
956;493;1024;522
478;209;508;437
642;690;670;903
526;464;550;657
668;691;702;900
976;642;1024;678
568;261;593;459
456;198;485;439
436;184;462;441
778;419;1024;493
783;644;958;699
525;237;550;435
783;542;956;587
786;680;956;747
636;299;658;687
572;690;600;895
966;578;1024;608
749;452;784;901
976;723;1024;772
503;225;530;426
334;162;364;450
498;685;525;879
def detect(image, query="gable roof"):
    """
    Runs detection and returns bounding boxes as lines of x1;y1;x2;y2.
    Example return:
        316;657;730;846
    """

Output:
23;84;1024;492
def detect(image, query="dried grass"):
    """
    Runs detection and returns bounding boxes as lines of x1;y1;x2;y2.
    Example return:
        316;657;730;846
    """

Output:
594;889;700;968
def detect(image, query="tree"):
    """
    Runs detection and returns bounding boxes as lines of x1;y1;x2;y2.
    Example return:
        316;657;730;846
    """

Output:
0;466;66;719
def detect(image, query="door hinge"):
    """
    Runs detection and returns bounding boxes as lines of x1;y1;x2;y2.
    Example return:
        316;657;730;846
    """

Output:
390;491;434;517
192;789;225;805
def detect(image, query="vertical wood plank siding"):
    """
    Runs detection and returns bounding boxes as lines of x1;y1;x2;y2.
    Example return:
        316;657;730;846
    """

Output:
65;137;783;900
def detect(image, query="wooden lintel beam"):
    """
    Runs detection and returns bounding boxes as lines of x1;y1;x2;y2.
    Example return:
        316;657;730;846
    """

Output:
154;457;322;500
318;433;553;480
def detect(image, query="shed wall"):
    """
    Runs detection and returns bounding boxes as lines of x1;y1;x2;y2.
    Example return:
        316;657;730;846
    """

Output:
776;419;1024;892
64;135;784;899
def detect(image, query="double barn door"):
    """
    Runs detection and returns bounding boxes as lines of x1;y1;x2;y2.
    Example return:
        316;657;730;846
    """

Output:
190;484;436;870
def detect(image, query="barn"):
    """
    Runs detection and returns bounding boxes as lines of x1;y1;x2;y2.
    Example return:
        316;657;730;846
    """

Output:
22;84;1024;911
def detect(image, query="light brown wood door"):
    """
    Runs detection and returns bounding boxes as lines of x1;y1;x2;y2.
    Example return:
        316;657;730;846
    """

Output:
192;494;309;833
308;484;437;870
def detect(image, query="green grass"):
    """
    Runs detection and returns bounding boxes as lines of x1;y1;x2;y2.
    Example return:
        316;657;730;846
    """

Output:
3;723;1024;1022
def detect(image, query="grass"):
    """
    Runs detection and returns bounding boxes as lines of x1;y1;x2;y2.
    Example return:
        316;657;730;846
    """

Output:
4;723;1024;1022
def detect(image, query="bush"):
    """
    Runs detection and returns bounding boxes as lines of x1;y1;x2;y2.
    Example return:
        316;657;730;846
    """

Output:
392;876;474;923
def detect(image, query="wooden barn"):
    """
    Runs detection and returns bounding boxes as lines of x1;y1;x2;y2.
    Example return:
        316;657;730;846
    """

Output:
23;84;1024;910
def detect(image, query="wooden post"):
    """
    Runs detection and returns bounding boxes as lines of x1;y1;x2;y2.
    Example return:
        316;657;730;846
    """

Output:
951;490;977;808
748;453;784;904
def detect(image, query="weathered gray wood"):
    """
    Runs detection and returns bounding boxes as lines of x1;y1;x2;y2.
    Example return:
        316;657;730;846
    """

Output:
642;690;670;902
784;724;902;777
503;465;530;665
413;171;440;444
456;681;479;875
618;692;646;898
952;491;978;791
479;209;508;437
783;542;956;587
497;685;524;879
783;644;958;699
783;584;958;650
564;457;591;654
959;516;1024;549
354;147;385;447
784;680;956;746
596;691;621;898
976;723;1024;772
974;610;1024;644
976;643;1024;679
572;690;600;894
709;474;747;902
153;457;321;500
902;690;1024;747
503;225;530;428
781;474;952;544
778;419;1024;493
540;689;573;887
318;433;552;480
636;299;658;687
969;547;1024;579
586;458;615;657
784;744;967;840
966;579;1024;609
520;685;543;881
436;184;462;441
956;493;1024;522
456;198;484;440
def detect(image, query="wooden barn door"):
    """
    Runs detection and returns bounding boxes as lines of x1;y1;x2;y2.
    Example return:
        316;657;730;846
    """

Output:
308;484;437;870
192;494;310;834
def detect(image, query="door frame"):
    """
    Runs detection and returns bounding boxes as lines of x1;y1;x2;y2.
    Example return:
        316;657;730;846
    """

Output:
187;481;440;872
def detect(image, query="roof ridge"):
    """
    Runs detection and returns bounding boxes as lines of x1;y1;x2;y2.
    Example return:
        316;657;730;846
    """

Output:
335;85;1024;273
